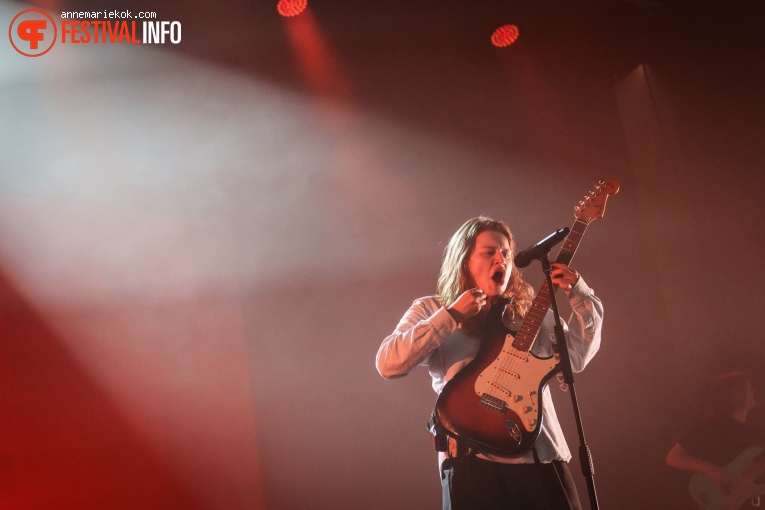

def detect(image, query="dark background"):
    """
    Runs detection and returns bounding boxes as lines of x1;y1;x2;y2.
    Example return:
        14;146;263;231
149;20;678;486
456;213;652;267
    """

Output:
1;0;764;508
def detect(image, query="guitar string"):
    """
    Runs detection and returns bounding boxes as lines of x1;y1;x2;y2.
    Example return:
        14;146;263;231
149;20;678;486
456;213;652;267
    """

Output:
490;302;545;401
487;219;589;405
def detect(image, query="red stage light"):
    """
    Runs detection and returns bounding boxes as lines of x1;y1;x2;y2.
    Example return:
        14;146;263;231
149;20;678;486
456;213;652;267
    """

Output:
277;0;308;17
491;24;520;48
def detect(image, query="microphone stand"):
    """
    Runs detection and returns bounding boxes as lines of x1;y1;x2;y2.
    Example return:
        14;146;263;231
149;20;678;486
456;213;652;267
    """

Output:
537;255;599;510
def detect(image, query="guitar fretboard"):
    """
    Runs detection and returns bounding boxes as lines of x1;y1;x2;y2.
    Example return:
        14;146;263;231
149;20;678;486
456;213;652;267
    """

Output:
512;219;589;352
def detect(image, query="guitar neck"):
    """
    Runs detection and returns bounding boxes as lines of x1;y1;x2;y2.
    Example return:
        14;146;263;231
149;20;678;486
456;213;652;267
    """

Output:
512;219;589;352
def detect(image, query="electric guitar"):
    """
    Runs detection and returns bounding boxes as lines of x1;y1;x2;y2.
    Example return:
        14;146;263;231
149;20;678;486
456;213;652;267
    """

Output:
689;446;765;510
434;179;619;455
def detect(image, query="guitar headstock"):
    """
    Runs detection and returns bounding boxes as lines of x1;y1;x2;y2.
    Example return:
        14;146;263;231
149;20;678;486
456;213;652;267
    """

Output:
574;179;620;223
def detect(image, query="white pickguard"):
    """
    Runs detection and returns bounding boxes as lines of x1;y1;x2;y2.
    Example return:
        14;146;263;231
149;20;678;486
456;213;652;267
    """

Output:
473;333;558;432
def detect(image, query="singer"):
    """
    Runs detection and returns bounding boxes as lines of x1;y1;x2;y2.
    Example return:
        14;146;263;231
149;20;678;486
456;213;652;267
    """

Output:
376;216;603;510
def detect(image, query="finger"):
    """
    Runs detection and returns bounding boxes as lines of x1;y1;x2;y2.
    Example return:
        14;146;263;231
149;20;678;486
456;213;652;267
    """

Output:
552;269;567;279
552;263;577;278
552;277;572;291
553;270;576;284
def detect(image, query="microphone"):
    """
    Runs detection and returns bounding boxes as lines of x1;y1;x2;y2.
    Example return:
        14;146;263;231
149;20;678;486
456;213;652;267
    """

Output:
514;227;570;268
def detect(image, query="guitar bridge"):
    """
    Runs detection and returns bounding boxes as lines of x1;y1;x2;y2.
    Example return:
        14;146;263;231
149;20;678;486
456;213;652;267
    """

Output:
480;393;507;414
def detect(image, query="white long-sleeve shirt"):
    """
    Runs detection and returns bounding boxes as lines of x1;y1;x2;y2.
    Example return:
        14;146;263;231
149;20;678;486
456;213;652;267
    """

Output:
376;277;603;465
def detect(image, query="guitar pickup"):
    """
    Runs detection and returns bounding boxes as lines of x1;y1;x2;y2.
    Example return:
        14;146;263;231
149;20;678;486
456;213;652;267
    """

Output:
480;393;507;414
501;348;529;363
495;367;520;379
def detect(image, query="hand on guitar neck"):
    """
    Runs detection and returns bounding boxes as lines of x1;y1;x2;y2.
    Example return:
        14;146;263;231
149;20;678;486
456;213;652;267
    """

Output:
686;446;765;510
550;262;580;293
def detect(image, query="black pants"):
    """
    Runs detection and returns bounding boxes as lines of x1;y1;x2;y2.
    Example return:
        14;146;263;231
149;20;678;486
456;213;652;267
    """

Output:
440;455;582;510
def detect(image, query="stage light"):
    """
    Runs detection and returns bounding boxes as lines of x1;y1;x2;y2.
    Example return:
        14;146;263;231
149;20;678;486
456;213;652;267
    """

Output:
491;24;520;48
277;0;308;17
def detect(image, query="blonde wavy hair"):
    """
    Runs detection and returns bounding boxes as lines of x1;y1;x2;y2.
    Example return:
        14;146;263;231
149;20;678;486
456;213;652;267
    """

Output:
437;216;534;317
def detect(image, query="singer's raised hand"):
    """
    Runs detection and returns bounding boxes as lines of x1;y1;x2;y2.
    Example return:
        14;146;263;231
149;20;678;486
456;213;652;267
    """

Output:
447;288;486;323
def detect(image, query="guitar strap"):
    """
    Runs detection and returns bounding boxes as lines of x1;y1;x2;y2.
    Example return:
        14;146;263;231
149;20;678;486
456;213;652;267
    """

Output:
428;408;476;457
428;408;448;452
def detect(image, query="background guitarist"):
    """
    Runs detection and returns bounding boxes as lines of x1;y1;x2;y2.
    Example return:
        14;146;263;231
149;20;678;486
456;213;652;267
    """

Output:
666;371;763;509
376;216;604;510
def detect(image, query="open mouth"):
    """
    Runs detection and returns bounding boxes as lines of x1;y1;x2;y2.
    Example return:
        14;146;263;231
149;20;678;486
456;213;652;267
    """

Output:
491;270;504;283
